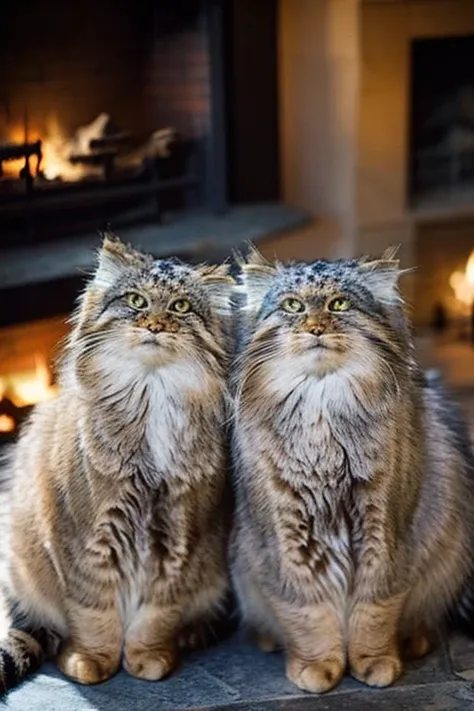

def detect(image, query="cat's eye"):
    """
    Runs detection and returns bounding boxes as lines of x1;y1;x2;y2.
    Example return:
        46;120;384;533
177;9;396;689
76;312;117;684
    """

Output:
327;297;351;312
125;292;149;310
169;298;191;314
281;298;306;314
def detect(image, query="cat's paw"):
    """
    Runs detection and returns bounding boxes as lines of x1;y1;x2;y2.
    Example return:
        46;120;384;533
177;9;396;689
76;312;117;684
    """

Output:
286;656;344;693
350;653;402;687
124;647;175;681
57;646;118;684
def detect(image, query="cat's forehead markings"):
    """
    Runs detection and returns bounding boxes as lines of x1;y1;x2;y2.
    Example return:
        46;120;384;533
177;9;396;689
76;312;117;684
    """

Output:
151;259;192;283
280;261;357;286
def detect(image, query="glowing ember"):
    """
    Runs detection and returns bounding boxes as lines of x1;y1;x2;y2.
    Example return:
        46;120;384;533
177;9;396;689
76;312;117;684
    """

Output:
0;414;15;434
0;355;58;408
450;250;474;308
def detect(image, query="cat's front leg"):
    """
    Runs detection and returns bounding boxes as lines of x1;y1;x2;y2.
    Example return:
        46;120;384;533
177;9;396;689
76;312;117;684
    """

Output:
123;603;181;681
348;593;406;688
57;600;122;684
274;599;345;693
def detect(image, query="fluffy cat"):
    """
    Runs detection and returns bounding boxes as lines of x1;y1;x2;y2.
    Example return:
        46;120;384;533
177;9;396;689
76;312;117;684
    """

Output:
0;234;233;693
230;247;474;693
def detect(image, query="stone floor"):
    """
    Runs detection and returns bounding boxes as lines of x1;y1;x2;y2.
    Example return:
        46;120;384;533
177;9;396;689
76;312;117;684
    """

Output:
5;632;474;711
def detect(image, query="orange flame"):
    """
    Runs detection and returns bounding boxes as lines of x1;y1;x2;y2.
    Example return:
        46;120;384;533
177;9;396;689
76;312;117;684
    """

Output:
450;250;474;307
0;414;15;433
0;354;58;408
2;115;101;182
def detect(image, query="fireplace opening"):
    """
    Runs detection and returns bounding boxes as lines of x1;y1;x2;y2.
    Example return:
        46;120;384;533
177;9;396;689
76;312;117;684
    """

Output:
0;315;69;444
0;0;225;246
409;34;474;209
0;0;281;248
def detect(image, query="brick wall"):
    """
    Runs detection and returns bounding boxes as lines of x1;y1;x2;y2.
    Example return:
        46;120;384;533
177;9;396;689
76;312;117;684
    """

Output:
0;0;210;144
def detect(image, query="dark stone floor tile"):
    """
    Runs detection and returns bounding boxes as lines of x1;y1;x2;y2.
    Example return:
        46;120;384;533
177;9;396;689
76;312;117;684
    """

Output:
449;633;474;680
203;681;474;711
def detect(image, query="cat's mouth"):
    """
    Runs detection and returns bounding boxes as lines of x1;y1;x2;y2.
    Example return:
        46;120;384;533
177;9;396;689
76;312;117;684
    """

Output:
312;339;329;349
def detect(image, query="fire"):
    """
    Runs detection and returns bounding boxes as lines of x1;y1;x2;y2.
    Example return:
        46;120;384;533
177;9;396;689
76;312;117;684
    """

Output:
0;415;15;434
450;250;474;307
0;355;58;409
2;114;103;182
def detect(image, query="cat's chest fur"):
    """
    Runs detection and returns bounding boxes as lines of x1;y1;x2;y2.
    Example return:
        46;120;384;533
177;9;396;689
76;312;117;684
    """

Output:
124;362;217;477
260;373;359;599
271;374;353;483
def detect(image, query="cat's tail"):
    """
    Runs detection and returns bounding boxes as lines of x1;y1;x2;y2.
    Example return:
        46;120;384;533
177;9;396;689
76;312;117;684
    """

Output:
0;625;59;695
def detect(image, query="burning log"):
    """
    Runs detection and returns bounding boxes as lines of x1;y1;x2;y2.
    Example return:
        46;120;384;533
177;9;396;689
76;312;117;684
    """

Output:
115;127;178;172
0;140;42;180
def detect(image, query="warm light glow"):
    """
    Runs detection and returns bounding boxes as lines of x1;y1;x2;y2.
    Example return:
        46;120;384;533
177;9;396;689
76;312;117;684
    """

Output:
1;123;42;178
0;414;15;433
450;250;474;307
0;355;58;408
2;114;104;182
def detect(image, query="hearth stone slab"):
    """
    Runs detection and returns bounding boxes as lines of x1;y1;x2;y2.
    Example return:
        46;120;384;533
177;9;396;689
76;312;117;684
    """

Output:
5;633;474;711
0;203;310;290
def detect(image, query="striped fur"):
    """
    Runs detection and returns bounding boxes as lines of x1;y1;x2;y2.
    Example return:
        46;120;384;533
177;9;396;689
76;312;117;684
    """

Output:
0;235;234;692
230;248;474;693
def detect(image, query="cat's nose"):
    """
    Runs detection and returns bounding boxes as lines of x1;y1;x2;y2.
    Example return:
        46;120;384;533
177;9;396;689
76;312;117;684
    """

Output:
308;323;325;336
136;314;165;333
147;321;164;333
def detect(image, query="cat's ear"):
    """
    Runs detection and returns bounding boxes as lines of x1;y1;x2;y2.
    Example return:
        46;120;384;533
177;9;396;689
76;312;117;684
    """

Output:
236;244;279;313
93;231;151;289
357;246;404;305
196;262;235;315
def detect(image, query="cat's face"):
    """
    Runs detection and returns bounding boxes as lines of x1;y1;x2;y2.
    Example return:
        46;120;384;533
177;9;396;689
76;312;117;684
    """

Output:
72;235;232;373
241;250;408;381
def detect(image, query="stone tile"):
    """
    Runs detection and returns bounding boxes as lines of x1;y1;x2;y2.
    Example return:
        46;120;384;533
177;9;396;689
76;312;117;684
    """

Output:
204;681;474;711
449;633;474;681
6;656;240;711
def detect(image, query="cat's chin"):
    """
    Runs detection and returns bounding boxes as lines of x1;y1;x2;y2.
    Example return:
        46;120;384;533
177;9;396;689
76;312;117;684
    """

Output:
305;347;348;377
133;341;178;368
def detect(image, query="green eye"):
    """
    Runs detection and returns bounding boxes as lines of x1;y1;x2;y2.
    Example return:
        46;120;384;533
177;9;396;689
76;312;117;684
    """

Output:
126;292;148;310
170;298;191;314
281;297;306;314
327;297;351;312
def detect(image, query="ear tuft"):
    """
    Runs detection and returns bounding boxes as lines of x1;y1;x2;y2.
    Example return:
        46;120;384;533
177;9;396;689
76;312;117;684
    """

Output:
235;243;279;314
93;231;152;289
357;248;406;305
381;244;401;261
196;262;235;316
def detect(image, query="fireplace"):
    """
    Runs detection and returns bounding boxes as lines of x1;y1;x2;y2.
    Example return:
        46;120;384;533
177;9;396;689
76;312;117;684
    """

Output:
0;315;69;443
0;0;289;446
0;0;280;247
409;33;474;209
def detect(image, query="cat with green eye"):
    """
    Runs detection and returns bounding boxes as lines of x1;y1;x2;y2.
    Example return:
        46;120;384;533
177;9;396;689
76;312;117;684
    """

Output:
231;247;474;695
0;234;234;692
